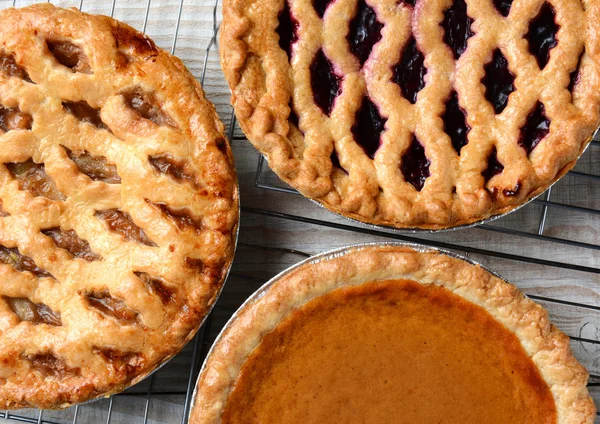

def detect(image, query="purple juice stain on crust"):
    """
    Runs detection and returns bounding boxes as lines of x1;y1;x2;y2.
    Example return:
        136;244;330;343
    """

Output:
277;1;299;61
482;147;504;182
310;49;342;116
568;50;583;95
347;0;384;66
351;97;387;159
482;49;515;114
526;2;558;70
518;102;550;155
313;0;334;18
442;0;474;60
443;91;470;154
393;37;427;105
493;0;512;17
401;136;430;191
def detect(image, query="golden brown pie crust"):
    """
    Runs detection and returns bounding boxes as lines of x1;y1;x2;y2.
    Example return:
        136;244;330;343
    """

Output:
220;0;600;229
190;244;595;424
0;4;238;409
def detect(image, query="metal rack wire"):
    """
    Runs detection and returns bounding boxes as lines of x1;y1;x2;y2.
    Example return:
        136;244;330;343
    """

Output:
1;0;599;423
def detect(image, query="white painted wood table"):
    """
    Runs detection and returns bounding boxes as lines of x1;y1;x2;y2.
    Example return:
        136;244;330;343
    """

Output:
1;0;599;423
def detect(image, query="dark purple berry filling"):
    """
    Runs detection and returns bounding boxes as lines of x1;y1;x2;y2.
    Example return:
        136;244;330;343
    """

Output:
568;50;583;95
482;49;515;114
351;97;387;159
347;0;384;66
442;0;474;60
313;0;334;18
401;0;416;5
310;49;342;116
330;149;347;173
393;37;427;105
443;91;470;154
401;136;430;191
277;1;299;61
525;2;558;70
482;147;504;182
492;0;512;17
518;102;549;155
288;101;300;128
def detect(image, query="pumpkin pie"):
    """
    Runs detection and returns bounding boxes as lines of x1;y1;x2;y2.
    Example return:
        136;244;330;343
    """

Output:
190;244;595;423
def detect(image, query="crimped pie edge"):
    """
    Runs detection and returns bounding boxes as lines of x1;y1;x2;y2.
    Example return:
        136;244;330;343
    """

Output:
189;243;595;424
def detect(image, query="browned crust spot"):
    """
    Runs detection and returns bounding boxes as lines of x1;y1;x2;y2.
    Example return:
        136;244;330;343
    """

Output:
25;353;80;377
92;347;144;379
112;24;158;57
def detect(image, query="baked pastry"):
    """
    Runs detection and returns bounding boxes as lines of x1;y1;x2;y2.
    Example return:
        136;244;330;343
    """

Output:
220;0;600;229
0;4;238;409
190;244;595;423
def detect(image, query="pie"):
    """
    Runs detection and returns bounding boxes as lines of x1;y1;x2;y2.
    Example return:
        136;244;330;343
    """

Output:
220;0;600;229
0;4;238;409
190;244;595;423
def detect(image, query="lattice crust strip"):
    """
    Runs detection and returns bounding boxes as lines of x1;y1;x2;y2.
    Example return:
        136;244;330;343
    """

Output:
0;4;238;409
221;0;600;228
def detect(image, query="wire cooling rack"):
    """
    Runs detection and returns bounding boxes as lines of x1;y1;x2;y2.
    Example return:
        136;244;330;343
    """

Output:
1;0;599;423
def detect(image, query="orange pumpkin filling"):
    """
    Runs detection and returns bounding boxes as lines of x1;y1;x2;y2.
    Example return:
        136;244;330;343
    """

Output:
223;279;557;424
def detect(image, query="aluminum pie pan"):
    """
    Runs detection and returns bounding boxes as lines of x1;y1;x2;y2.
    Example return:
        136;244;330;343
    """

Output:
297;129;598;234
188;240;516;420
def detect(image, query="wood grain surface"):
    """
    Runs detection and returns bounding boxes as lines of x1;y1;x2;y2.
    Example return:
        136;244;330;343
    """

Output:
1;0;599;423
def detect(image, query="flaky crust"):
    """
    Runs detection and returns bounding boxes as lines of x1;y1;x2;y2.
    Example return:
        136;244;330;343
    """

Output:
220;0;600;229
0;4;238;409
190;244;595;424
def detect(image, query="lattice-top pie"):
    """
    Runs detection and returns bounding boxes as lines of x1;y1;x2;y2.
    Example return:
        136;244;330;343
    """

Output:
0;4;238;409
190;244;595;423
221;0;600;229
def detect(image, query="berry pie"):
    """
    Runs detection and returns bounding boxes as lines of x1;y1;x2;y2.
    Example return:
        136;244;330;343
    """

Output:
0;4;238;409
220;0;600;229
190;244;595;423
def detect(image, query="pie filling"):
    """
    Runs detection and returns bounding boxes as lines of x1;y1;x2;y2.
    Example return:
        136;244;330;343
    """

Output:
277;0;564;190
222;279;557;424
